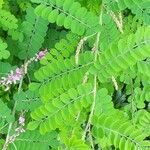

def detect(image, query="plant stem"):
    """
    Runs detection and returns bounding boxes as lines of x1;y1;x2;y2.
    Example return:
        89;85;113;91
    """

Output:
130;79;137;125
88;124;95;149
0;123;8;131
82;4;103;142
71;112;80;136
2;78;23;150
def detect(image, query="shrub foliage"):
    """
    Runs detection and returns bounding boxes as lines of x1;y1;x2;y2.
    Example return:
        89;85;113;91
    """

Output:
0;0;150;150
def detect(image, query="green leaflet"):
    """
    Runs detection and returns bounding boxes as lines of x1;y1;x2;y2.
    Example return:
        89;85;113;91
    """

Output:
77;0;101;14
8;130;59;150
42;28;67;49
27;121;40;130
14;90;42;111
0;62;16;79
104;0;150;25
94;88;115;116
135;110;150;136
30;83;93;134
33;51;94;101
0;0;4;8
0;9;18;30
0;38;10;60
128;86;150;109
34;0;100;35
138;61;150;80
117;0;150;25
119;65;137;84
0;99;14;123
8;28;23;42
90;26;150;82
1;0;150;150
0;3;23;46
41;32;80;65
92;114;148;150
58;135;90;150
18;7;49;59
100;13;120;50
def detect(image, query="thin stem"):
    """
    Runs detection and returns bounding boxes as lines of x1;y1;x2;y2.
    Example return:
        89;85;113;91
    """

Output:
82;4;103;142
2;78;23;150
82;75;98;141
130;79;137;125
75;32;97;65
27;73;31;83
71;112;80;136
45;2;91;28
12;142;17;150
0;123;8;131
109;11;123;33
109;10;124;90
112;76;119;91
88;126;95;150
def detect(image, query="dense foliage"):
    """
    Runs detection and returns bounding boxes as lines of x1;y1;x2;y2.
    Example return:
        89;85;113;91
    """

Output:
0;0;150;149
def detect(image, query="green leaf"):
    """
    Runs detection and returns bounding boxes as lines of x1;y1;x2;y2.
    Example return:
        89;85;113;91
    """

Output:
27;121;40;130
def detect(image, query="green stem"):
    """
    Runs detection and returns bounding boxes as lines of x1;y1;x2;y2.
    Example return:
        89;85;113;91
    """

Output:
82;4;103;143
2;78;23;150
130;79;137;125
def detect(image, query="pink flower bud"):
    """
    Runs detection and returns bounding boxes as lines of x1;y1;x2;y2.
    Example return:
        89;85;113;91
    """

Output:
19;116;25;125
35;49;47;61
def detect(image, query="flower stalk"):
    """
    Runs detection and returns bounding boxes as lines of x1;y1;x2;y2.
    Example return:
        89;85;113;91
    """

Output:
0;49;47;91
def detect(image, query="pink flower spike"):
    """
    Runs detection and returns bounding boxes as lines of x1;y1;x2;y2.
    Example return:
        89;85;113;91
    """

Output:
0;48;48;91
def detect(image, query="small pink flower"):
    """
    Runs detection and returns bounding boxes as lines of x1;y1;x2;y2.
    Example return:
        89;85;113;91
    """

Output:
16;68;23;76
19;116;25;125
0;68;24;90
35;49;47;61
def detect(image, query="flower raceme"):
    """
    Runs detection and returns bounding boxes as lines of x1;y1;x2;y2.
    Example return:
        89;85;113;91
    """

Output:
0;49;47;91
0;68;24;91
